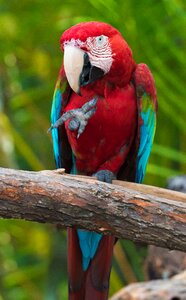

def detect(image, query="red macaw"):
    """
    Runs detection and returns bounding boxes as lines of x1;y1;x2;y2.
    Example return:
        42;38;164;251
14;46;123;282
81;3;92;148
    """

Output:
50;21;157;300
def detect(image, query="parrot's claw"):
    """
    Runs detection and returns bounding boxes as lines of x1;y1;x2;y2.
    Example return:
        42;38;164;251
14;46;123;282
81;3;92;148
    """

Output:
48;97;98;138
93;170;116;184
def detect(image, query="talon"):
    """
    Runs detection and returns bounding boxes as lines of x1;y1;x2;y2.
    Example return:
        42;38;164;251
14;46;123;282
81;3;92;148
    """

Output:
49;97;98;137
77;123;86;138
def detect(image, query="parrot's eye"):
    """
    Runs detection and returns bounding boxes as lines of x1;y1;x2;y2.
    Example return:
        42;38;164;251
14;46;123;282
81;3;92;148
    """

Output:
95;35;108;47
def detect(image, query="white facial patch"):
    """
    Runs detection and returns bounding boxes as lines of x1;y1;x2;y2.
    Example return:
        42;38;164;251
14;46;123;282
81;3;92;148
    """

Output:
63;35;113;76
86;35;113;74
63;38;85;48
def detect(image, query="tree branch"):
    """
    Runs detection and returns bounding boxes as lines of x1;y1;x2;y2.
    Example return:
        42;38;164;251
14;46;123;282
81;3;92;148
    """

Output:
110;271;186;300
0;167;186;251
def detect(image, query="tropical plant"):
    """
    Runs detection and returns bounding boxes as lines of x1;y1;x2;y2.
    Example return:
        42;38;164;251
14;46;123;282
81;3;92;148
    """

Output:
0;0;185;299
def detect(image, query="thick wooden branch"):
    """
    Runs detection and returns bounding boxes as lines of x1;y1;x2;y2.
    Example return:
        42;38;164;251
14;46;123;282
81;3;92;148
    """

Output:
110;271;186;300
0;167;186;251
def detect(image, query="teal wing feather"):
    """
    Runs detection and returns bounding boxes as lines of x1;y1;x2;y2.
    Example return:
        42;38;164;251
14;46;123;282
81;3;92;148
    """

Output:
51;87;62;168
135;64;157;183
50;66;72;171
136;93;157;183
117;64;157;183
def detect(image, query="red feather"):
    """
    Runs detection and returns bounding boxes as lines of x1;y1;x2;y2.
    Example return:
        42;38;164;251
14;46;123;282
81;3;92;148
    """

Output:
64;83;137;175
68;228;115;300
51;21;157;300
68;228;85;299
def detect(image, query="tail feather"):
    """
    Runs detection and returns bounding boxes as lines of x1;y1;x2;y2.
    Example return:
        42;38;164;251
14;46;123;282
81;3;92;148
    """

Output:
68;228;115;300
68;228;85;299
85;235;115;300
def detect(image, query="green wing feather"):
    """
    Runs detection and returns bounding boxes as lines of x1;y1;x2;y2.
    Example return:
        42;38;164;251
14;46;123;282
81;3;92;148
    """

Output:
50;67;72;171
135;63;157;183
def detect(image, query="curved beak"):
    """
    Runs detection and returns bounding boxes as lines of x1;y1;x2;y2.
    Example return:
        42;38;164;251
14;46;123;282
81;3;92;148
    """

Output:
64;46;104;95
64;46;84;95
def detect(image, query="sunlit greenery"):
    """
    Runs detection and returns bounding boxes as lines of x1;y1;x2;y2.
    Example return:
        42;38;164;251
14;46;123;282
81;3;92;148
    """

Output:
0;0;185;299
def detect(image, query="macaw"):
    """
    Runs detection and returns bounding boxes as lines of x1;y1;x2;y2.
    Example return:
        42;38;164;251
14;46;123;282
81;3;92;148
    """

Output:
50;21;157;300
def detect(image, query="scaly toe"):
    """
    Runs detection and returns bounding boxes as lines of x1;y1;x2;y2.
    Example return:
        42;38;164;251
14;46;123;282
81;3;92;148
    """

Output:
93;170;116;183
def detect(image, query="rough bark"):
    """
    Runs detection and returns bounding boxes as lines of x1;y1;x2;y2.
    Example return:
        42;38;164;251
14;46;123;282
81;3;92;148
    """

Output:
110;271;186;300
0;167;186;252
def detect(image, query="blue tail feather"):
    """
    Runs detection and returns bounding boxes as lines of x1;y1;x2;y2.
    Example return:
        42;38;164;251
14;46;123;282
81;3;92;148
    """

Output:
77;229;102;271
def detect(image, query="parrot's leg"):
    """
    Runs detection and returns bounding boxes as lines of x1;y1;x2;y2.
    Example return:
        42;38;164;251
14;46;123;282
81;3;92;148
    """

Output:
93;170;116;183
48;97;98;138
93;142;133;182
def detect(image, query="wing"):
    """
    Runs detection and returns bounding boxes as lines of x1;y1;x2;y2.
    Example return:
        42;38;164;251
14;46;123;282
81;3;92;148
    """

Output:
50;66;72;172
134;63;157;183
118;63;157;183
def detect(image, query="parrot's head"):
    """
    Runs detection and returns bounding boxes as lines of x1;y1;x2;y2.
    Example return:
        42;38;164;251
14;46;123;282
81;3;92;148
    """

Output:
60;22;136;95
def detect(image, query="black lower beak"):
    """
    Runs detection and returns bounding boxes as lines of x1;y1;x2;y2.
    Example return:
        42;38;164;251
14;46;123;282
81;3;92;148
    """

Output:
79;53;104;89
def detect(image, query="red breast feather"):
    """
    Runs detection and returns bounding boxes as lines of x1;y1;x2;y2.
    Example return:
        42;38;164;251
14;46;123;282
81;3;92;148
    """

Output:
64;82;137;175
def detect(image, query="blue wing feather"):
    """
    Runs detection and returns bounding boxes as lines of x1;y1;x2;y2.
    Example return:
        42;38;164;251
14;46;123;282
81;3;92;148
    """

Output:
50;70;72;171
136;97;156;183
51;89;63;168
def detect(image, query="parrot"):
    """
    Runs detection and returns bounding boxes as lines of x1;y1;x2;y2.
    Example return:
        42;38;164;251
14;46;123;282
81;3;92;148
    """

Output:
49;21;157;300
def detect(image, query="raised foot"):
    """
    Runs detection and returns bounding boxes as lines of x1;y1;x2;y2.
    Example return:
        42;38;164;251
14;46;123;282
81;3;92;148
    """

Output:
48;97;98;138
93;170;116;184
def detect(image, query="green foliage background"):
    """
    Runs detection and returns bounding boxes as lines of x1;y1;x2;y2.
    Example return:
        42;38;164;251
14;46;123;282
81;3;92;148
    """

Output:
0;0;185;299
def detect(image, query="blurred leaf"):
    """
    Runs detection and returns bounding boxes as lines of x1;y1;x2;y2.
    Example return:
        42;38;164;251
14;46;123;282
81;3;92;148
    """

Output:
152;144;186;164
0;0;185;298
114;242;137;283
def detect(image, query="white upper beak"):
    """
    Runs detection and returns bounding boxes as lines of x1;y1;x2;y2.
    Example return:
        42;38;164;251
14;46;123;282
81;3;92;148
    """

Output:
63;45;84;94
